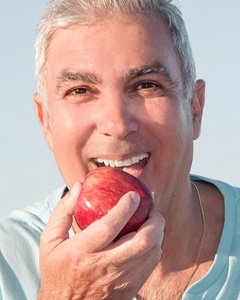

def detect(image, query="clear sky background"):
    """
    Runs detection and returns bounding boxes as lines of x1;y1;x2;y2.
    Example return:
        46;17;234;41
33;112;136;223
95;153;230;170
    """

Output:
0;1;239;217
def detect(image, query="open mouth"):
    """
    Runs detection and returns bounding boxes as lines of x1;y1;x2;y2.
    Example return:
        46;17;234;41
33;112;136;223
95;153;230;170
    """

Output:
93;153;150;171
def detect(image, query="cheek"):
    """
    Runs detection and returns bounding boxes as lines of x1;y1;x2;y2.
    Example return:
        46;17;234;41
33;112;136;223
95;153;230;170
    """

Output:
48;107;94;185
50;106;94;148
145;100;191;139
145;100;193;173
146;103;193;191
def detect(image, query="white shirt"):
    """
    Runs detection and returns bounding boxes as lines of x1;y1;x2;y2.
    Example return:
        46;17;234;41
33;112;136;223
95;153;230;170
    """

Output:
1;176;240;299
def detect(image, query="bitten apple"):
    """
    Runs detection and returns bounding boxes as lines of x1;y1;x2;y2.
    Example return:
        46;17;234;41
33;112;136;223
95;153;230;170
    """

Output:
74;167;153;239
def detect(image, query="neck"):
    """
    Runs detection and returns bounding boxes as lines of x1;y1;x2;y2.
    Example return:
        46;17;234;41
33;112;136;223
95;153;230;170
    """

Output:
138;180;206;300
157;180;204;273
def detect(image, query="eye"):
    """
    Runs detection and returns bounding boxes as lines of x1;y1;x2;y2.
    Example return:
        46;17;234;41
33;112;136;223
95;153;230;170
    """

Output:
135;81;164;97
66;87;89;96
63;86;95;103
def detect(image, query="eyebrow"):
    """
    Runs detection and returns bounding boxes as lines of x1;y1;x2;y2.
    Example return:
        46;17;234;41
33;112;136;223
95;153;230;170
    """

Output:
56;62;176;91
124;62;172;81
56;70;102;91
123;62;175;86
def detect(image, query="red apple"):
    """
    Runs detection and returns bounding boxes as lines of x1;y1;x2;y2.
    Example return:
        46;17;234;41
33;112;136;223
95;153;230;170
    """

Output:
74;167;153;240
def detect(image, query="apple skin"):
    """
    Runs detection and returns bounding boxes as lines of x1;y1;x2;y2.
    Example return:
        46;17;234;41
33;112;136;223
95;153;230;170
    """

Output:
74;167;153;240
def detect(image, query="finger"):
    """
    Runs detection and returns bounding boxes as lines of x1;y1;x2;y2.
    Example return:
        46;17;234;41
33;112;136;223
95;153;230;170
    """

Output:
123;240;162;285
41;181;82;249
108;210;165;265
133;210;165;252
140;210;165;247
72;191;140;252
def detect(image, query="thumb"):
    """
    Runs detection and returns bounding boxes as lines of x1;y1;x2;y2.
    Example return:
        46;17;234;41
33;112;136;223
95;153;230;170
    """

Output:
40;181;81;250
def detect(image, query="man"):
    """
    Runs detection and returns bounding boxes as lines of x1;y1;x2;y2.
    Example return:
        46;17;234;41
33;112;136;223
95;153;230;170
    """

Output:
1;0;240;299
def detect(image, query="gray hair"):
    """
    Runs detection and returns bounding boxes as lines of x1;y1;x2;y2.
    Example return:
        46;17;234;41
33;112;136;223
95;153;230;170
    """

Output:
35;0;196;104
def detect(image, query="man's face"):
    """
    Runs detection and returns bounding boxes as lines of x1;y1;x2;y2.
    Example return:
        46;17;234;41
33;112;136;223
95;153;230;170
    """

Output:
35;15;204;207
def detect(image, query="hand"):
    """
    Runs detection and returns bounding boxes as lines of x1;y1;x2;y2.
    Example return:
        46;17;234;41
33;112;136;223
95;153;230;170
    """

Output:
38;181;165;300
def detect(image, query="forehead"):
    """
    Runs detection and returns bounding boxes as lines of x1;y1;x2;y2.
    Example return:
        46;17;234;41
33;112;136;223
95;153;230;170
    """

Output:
45;15;181;86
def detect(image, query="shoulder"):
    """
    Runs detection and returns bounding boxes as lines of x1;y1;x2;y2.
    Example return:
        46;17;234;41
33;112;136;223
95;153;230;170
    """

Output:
186;176;240;298
0;185;66;262
190;174;240;201
1;185;67;232
0;186;66;300
0;186;67;248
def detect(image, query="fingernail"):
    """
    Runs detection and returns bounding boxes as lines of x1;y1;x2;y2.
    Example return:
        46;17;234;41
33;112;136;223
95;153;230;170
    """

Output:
70;182;79;196
131;192;140;204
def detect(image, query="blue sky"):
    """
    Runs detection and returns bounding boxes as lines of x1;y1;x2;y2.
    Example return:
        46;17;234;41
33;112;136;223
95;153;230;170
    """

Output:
1;1;240;216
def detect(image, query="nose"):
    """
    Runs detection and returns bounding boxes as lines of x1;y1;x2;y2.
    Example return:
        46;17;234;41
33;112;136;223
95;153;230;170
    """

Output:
96;96;138;140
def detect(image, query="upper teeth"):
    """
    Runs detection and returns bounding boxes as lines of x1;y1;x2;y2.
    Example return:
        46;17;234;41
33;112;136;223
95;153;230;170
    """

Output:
94;153;148;168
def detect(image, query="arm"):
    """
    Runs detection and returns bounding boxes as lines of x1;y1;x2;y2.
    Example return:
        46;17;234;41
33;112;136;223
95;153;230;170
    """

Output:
37;182;165;300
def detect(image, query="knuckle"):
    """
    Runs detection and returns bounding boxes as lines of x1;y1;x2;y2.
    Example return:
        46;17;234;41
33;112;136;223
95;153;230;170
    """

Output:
96;218;120;239
135;233;152;252
120;201;134;216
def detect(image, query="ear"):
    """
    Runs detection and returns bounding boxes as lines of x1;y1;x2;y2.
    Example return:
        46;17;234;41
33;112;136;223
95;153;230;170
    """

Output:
191;79;205;140
33;93;54;151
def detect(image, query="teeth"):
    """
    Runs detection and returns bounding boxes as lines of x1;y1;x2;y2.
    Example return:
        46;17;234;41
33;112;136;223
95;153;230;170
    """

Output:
115;159;131;167
131;156;139;164
94;153;148;168
103;159;110;166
